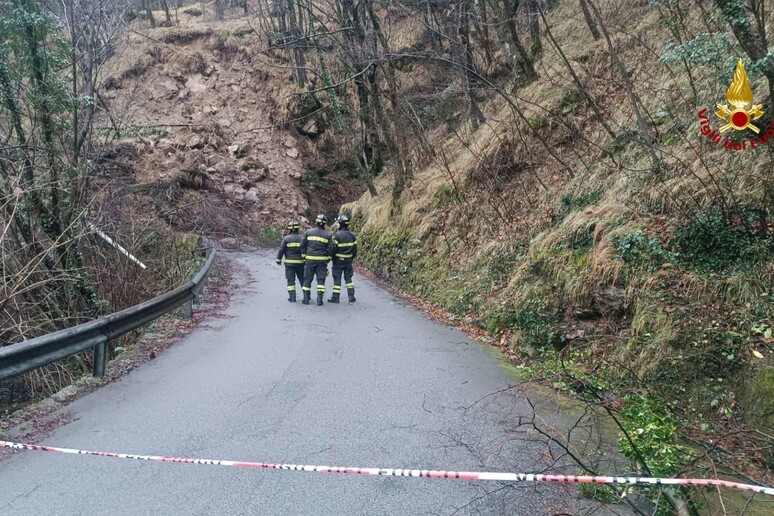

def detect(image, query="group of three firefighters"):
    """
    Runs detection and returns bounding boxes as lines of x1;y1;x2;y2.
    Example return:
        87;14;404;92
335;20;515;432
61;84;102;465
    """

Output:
275;213;358;306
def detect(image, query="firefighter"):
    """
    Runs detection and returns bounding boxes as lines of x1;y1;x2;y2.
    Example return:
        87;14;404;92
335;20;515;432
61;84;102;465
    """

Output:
275;219;304;302
329;213;358;303
300;213;334;305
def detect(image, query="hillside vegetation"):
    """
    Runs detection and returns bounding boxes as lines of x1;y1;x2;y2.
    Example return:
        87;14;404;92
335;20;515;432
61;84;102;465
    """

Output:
336;0;774;509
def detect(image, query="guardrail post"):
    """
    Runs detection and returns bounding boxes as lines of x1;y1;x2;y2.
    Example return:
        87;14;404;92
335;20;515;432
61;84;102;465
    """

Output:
181;299;193;319
93;341;108;377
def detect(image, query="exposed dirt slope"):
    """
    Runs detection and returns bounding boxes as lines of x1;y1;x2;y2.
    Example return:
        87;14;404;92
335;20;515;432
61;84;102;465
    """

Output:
98;15;318;238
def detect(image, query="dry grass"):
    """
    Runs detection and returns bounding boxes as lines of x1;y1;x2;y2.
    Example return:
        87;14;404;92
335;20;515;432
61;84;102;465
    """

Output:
385;14;427;52
622;298;678;378
158;27;213;45
169;49;207;74
681;262;774;307
349;0;772;369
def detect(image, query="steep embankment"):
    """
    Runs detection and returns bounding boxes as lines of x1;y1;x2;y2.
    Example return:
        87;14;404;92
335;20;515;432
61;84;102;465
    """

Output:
346;0;773;485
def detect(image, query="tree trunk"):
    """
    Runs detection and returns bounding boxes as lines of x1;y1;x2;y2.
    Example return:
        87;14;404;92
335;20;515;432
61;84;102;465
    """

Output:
578;0;600;40
68;0;79;165
215;0;225;20
527;0;542;56
275;0;287;33
287;0;307;86
475;0;495;66
143;0;156;28
425;0;443;52
586;0;659;171
365;2;413;199
19;0;62;241
356;72;380;197
160;0;173;25
500;0;537;81
459;0;485;129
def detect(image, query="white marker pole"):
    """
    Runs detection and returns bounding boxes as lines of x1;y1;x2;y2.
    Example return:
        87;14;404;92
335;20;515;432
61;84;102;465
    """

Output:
88;223;147;270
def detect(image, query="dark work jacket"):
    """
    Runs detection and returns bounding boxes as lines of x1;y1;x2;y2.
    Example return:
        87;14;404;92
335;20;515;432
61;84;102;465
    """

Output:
300;226;334;262
276;233;304;265
332;228;357;266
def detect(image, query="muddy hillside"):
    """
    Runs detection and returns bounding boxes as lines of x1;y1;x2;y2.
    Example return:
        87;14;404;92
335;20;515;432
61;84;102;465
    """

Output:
98;15;357;239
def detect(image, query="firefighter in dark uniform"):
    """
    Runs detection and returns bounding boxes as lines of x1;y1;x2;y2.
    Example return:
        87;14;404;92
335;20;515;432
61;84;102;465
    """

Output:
276;220;305;302
300;214;334;305
328;213;358;303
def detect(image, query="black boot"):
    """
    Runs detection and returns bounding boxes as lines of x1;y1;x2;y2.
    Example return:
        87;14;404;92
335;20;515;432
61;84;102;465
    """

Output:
288;291;296;302
328;293;340;303
347;288;356;303
302;291;311;305
317;292;324;306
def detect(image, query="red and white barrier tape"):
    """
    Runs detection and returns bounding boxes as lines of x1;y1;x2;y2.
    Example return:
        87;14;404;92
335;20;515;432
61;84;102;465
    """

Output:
2;440;773;497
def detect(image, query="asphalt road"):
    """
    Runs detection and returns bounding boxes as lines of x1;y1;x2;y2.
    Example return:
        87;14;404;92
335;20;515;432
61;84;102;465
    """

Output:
0;252;621;515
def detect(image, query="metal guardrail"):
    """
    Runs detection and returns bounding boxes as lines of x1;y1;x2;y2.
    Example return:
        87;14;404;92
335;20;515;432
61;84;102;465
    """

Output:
0;237;216;381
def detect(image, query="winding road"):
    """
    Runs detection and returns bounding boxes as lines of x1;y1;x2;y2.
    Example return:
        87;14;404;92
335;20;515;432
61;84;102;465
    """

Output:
0;252;621;515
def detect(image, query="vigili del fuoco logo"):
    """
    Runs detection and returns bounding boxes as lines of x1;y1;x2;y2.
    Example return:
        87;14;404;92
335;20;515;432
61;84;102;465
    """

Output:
698;58;773;151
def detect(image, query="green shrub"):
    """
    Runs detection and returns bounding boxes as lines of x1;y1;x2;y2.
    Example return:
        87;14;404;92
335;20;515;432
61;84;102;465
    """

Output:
295;93;322;118
182;6;203;17
659;32;735;71
558;190;602;219
233;27;255;38
241;160;262;171
672;212;759;272
431;184;460;208
559;88;585;112
568;225;595;252
615;231;671;268
300;170;328;191
481;246;525;283
617;394;688;477
255;227;282;246
513;299;565;353
696;329;745;378
527;114;547;130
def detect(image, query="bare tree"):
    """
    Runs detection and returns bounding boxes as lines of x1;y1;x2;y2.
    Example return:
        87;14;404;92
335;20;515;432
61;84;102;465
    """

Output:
159;0;173;26
498;0;537;81
458;0;485;129
474;0;494;66
142;0;155;28
578;0;600;40
526;0;542;57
